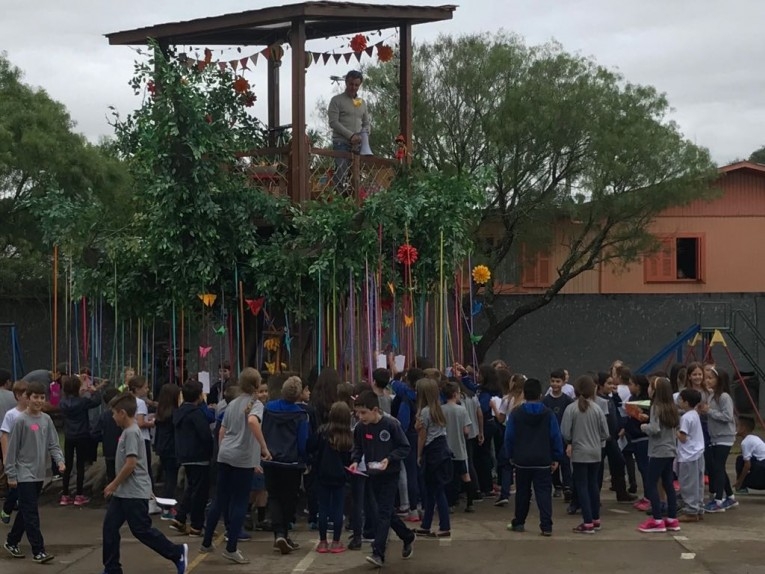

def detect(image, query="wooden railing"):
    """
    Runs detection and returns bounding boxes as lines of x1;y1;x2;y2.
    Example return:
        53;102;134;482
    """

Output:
237;145;398;203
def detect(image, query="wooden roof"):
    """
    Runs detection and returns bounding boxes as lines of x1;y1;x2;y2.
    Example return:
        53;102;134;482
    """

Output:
106;2;457;46
718;160;765;176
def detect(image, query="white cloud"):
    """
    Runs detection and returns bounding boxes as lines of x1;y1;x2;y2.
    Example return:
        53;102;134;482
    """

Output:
2;0;763;163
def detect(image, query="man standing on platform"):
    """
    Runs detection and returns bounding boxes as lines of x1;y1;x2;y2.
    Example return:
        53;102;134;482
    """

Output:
328;70;370;190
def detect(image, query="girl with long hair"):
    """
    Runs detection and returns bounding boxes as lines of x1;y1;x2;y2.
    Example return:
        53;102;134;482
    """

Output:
154;383;181;518
307;401;353;553
414;378;452;538
561;376;610;534
700;366;737;512
638;378;681;533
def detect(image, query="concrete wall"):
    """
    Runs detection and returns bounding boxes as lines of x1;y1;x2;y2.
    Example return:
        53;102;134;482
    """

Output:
483;292;765;411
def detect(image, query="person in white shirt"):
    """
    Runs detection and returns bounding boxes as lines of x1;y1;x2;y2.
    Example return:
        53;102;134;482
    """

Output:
675;389;706;521
735;417;765;492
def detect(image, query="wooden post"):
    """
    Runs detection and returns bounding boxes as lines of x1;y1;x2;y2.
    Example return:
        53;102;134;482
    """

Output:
267;57;280;147
399;23;413;161
52;245;58;371
290;19;308;203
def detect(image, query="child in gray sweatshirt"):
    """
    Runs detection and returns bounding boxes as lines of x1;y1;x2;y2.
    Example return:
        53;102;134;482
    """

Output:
700;367;737;511
3;381;64;563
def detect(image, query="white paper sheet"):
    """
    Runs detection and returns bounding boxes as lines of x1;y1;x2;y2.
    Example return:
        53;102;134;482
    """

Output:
198;371;210;393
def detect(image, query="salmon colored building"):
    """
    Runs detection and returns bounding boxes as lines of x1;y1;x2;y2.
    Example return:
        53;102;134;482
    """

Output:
491;161;765;296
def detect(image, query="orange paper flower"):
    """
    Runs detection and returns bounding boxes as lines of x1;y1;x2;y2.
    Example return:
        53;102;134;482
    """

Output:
472;265;491;285
350;34;367;53
377;44;394;63
233;76;250;94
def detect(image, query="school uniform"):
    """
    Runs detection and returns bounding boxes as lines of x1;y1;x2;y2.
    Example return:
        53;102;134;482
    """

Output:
677;409;705;515
352;415;414;564
736;434;765;490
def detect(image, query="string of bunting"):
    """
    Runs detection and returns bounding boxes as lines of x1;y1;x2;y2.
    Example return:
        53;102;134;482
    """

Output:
184;38;395;71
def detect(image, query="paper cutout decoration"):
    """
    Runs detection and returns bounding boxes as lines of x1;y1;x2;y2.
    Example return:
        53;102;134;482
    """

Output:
472;301;483;316
404;315;414;327
350;34;367;52
472;265;491;285
213;325;226;336
265;361;276;374
396;244;418;266
376;354;387;369
245;297;265;316
470;334;483;344
377;44;394;62
198;371;211;394
199;346;213;358
263;337;280;352
198;293;217;307
388;282;395;297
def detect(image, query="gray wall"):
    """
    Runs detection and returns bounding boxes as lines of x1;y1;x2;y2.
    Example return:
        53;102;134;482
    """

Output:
484;293;765;408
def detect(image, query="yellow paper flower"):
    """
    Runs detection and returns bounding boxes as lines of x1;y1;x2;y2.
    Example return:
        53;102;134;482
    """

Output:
472;265;491;285
263;337;281;352
353;98;363;107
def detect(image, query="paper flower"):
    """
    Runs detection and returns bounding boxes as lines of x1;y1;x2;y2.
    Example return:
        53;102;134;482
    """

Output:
472;265;491;285
213;325;226;336
198;293;217;307
233;76;250;94
377;44;394;63
147;81;156;96
404;315;414;327
470;334;483;344
242;92;257;107
263;337;280;352
350;34;367;53
199;346;213;358
394;134;407;161
396;244;418;266
352;98;363;107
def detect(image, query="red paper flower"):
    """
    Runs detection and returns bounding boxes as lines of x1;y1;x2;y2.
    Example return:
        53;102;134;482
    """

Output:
147;80;156;96
242;91;257;107
396;244;418;266
233;76;250;94
350;34;367;53
377;44;394;63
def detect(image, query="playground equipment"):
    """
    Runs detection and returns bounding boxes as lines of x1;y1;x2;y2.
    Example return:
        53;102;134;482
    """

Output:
1;323;25;380
637;302;765;427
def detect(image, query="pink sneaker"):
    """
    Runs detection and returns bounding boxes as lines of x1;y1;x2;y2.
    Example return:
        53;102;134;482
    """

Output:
59;495;74;506
633;498;651;512
73;495;91;507
637;518;667;533
316;541;329;554
664;518;681;532
329;541;346;554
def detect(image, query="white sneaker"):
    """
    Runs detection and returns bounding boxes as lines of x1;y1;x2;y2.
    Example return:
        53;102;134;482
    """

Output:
149;499;162;515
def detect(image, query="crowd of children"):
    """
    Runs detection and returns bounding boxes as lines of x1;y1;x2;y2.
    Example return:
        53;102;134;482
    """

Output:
0;356;763;569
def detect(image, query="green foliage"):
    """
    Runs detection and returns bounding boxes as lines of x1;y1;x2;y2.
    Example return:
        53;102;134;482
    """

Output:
362;33;718;357
750;146;765;164
0;53;130;296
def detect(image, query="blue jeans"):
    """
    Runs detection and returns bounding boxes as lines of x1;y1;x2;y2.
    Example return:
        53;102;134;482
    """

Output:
498;446;514;499
647;457;677;520
512;467;553;532
369;472;414;562
317;483;345;542
572;462;601;525
202;463;253;552
332;140;352;189
7;481;44;555
103;497;181;574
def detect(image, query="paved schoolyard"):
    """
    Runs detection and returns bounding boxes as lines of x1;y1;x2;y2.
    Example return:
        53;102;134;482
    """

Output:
2;487;764;574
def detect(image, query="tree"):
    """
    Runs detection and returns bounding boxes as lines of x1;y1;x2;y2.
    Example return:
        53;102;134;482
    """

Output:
749;146;765;164
362;33;717;361
0;53;131;296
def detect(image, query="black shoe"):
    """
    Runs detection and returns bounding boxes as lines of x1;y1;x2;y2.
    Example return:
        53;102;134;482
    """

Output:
617;492;638;503
366;553;384;568
348;537;362;551
563;490;573;503
33;552;54;564
286;538;300;550
4;542;24;559
566;504;580;515
628;485;638;494
402;537;414;560
553;488;562;498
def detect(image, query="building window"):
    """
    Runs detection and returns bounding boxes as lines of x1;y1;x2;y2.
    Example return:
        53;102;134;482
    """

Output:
644;235;704;283
521;246;551;288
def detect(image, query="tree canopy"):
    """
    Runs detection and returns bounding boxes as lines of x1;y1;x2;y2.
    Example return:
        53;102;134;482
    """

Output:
749;145;765;164
362;32;717;359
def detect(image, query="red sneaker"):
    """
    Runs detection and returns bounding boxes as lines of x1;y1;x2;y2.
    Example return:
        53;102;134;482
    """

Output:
637;518;667;533
664;518;681;532
329;542;346;554
316;541;329;554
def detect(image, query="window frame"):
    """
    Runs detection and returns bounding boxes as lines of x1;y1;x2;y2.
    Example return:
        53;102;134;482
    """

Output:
643;233;705;284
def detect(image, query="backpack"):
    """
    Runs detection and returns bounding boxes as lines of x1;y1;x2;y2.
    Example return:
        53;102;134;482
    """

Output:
391;391;417;434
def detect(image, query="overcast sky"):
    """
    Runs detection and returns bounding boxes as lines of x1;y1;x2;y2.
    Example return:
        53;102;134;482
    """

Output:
2;0;764;164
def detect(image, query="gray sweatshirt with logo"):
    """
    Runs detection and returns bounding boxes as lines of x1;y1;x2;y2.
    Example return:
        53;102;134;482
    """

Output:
643;406;677;458
560;400;610;463
5;411;64;483
707;392;736;446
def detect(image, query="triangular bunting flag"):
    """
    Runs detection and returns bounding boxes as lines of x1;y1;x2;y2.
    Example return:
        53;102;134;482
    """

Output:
240;57;249;70
354;52;362;62
262;47;270;59
218;62;227;72
313;52;320;63
365;46;374;57
333;53;341;63
250;53;259;66
323;53;331;65
230;60;238;71
343;53;352;63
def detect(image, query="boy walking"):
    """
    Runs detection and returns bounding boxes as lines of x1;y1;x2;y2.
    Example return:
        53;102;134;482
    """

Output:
676;389;705;522
3;381;64;563
102;392;188;574
505;378;564;536
351;391;415;568
1;380;29;525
